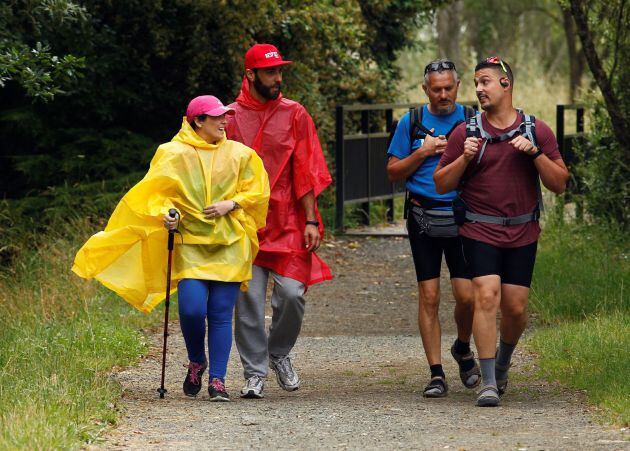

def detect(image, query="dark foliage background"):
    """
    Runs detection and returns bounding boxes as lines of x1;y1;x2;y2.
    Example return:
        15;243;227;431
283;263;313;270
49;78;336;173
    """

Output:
0;0;440;198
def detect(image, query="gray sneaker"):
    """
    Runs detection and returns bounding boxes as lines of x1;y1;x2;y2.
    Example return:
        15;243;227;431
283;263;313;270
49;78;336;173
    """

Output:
240;376;265;399
269;354;300;391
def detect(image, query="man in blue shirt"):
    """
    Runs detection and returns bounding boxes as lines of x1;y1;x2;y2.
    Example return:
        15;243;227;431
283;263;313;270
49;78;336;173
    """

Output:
387;59;479;398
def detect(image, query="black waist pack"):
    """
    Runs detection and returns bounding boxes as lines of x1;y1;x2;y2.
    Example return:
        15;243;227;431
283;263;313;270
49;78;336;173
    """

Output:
452;194;468;226
410;205;458;238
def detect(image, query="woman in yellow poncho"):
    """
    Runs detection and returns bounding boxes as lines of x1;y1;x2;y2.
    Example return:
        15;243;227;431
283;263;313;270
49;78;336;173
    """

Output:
72;95;270;401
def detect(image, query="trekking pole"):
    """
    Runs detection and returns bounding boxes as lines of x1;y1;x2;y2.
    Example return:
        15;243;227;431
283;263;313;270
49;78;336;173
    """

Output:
157;208;179;399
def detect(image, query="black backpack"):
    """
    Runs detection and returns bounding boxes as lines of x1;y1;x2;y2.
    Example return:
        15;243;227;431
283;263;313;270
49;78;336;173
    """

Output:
387;104;476;218
409;104;476;144
387;104;476;150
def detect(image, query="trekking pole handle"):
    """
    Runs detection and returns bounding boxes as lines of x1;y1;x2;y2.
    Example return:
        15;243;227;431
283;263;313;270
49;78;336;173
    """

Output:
167;208;180;250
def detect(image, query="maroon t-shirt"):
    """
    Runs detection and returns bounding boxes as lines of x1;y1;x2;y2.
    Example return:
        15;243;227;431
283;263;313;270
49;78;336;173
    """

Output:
439;113;562;248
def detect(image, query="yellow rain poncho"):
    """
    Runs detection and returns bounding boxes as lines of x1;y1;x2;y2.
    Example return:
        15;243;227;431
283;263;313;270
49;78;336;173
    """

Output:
72;118;270;313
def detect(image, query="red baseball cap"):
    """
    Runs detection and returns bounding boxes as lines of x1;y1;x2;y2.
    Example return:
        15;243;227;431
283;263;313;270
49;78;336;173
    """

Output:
244;44;292;70
186;95;235;123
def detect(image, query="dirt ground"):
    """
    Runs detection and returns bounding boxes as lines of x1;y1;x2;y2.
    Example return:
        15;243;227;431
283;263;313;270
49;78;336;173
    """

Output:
97;235;629;450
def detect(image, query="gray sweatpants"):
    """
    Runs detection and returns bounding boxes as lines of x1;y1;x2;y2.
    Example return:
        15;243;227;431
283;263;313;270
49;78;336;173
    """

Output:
235;265;306;379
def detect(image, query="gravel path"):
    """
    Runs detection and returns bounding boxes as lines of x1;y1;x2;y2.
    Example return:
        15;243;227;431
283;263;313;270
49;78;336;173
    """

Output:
99;236;628;450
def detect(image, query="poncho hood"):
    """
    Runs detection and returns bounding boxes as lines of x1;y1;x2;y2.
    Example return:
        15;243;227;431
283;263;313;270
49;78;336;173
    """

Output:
173;117;227;149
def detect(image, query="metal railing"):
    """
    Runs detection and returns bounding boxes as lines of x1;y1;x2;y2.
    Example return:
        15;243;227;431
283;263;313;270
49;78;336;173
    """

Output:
334;101;478;231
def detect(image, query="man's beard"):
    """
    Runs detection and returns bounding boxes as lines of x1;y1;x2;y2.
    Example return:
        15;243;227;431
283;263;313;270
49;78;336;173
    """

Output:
254;76;281;100
435;103;456;115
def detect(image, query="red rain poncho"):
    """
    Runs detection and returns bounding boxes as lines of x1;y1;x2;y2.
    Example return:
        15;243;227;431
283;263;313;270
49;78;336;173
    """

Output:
226;79;332;286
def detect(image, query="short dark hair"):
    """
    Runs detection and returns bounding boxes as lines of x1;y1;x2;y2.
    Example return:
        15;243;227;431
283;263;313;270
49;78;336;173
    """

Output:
191;114;208;130
474;58;514;86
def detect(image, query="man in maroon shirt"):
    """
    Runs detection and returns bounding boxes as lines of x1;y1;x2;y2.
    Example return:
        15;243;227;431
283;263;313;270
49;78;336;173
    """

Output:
434;57;569;407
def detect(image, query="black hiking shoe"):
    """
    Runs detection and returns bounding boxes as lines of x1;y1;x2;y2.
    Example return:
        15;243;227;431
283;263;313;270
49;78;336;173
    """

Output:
183;360;207;397
208;378;230;402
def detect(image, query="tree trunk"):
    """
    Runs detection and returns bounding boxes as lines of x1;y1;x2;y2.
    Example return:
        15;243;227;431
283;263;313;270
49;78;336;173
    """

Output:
437;1;463;69
569;1;630;147
561;7;584;103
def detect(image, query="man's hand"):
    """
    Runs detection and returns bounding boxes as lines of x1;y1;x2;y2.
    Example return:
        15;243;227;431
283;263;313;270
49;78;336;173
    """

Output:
163;214;178;231
304;224;321;252
509;135;537;155
420;129;448;157
203;200;235;219
463;137;482;162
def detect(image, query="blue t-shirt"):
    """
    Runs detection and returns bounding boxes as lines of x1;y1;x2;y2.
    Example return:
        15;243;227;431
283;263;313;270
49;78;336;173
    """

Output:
387;104;465;203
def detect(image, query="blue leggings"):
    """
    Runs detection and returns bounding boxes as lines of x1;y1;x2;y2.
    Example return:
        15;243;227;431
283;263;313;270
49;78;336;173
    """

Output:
177;279;240;381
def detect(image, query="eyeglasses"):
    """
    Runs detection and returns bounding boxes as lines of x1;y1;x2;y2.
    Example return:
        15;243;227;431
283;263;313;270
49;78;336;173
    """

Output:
485;56;508;73
424;60;456;75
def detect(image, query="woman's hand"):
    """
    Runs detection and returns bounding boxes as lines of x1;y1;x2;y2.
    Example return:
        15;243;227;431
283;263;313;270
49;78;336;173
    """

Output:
203;200;235;219
163;214;178;231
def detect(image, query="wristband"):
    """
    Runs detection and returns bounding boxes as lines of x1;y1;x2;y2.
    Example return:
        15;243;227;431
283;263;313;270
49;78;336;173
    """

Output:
306;220;320;227
531;148;543;159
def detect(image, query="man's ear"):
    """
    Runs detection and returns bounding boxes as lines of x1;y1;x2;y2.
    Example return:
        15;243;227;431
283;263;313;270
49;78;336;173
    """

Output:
245;69;256;82
422;83;429;95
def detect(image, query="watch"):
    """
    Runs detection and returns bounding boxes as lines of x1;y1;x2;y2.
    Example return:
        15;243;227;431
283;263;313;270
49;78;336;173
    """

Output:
531;148;543;159
306;220;320;227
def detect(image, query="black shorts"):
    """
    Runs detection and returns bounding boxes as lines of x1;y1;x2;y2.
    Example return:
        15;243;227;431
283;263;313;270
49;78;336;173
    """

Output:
461;236;538;287
407;215;471;282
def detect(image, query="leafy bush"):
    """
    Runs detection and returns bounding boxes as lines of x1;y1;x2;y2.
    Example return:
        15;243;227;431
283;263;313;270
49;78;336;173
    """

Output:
1;0;440;198
572;99;629;227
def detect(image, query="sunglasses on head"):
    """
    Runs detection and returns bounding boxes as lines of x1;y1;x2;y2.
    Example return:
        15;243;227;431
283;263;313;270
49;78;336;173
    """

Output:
424;60;456;75
485;56;508;73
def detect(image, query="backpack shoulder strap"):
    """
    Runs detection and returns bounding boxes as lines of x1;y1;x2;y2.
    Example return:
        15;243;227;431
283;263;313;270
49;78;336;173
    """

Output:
466;112;479;138
409;104;433;143
521;114;538;148
463;106;476;121
521;114;544;212
445;105;476;138
408;106;419;143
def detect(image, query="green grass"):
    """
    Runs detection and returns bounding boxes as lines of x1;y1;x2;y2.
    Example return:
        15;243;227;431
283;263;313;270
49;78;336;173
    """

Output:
528;218;629;425
529;314;629;425
0;221;161;449
530;221;628;322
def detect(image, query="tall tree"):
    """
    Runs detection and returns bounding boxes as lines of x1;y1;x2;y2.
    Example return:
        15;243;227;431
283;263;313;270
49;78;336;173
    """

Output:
436;0;463;69
566;0;630;149
560;8;586;102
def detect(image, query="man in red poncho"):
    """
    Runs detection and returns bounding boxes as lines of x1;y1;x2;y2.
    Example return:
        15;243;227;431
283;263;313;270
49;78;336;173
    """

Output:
226;43;333;399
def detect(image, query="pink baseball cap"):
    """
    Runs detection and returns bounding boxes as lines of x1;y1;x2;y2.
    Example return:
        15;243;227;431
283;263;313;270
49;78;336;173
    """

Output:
186;95;235;123
244;43;292;70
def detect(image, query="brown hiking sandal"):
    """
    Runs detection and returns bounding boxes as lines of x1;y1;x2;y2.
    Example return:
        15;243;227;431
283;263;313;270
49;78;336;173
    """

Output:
495;361;511;396
423;375;448;398
450;343;481;389
476;384;500;407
